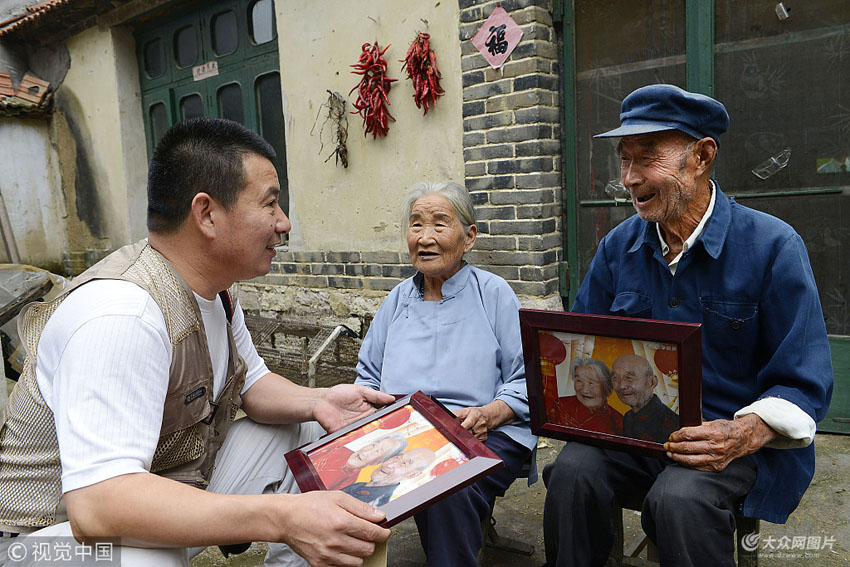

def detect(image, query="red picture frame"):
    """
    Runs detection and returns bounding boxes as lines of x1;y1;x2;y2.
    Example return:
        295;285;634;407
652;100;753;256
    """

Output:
285;391;503;527
519;309;702;457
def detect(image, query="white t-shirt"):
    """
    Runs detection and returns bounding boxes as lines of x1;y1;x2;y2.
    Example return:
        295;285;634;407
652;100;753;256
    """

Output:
35;280;270;493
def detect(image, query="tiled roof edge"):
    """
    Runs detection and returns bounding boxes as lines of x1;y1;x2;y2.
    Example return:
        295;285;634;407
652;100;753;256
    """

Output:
0;0;72;38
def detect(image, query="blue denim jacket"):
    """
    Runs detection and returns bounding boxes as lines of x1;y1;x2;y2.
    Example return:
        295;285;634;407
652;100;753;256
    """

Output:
574;182;833;523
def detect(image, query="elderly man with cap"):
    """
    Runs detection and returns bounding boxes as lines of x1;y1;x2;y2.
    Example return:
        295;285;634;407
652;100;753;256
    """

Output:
542;85;833;567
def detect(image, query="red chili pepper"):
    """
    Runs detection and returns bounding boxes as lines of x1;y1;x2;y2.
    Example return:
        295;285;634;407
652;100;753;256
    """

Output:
349;41;396;139
400;32;444;115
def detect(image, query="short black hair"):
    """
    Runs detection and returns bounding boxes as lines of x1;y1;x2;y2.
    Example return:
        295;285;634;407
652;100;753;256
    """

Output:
147;117;276;234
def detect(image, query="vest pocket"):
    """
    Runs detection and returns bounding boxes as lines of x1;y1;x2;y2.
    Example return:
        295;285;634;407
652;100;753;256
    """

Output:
151;424;205;474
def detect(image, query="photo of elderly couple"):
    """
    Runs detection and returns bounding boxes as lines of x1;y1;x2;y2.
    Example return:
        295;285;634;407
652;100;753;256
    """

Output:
307;404;469;507
539;331;679;444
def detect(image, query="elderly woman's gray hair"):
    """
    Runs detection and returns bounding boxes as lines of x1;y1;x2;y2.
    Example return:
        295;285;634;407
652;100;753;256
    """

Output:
367;433;408;460
570;357;614;395
402;181;477;232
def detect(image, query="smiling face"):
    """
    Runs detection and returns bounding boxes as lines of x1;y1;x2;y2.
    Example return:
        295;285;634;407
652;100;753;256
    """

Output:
618;131;704;230
612;354;657;412
573;365;608;410
345;437;404;469
368;448;436;486
407;194;476;285
216;154;291;281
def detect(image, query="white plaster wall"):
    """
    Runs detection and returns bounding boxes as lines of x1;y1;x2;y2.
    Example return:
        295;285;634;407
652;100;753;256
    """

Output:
111;26;149;242
276;0;465;253
0;119;67;267
63;25;148;247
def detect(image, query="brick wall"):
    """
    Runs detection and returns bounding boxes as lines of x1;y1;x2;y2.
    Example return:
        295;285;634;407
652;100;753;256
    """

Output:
258;250;416;293
459;0;562;298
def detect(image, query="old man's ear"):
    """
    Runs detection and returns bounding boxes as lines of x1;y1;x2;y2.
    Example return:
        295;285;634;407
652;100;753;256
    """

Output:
695;137;718;175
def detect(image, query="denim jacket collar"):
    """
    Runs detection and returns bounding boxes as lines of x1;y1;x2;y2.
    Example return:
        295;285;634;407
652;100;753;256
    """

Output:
627;179;730;261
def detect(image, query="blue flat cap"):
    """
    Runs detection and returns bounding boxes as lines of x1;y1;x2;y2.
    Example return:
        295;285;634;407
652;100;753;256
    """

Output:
594;84;730;146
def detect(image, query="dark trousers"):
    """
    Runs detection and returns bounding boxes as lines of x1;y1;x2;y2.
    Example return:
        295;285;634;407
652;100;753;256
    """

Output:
414;431;531;567
542;442;757;567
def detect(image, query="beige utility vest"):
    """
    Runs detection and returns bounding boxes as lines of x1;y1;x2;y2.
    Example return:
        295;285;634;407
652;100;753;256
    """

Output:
0;240;246;530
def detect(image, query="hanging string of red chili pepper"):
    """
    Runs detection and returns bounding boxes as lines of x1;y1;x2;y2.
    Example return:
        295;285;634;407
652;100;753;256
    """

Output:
400;32;444;115
349;42;396;139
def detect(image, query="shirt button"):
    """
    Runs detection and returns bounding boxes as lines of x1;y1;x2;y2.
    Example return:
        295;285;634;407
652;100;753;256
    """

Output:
731;320;741;330
669;297;680;308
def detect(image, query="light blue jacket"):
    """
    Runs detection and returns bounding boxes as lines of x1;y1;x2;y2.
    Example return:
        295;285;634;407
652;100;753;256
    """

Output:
356;264;536;453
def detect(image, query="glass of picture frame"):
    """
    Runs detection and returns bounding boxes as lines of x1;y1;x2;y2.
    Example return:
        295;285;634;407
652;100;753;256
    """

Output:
519;309;702;457
285;391;504;527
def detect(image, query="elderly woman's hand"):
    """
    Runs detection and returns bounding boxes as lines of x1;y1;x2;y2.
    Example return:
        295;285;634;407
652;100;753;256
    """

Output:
455;407;489;440
454;401;516;441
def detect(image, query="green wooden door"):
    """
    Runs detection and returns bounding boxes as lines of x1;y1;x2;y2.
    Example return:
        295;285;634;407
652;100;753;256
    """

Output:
821;337;850;434
134;0;287;213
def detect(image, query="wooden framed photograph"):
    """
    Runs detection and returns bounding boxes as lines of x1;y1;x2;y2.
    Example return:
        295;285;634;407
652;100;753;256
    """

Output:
285;391;503;527
519;309;702;457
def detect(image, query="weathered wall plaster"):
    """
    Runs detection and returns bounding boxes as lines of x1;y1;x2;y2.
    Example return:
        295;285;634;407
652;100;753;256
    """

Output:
47;109;110;273
0;40;26;86
27;43;70;87
111;25;148;243
276;0;465;255
0;119;67;270
62;25;147;251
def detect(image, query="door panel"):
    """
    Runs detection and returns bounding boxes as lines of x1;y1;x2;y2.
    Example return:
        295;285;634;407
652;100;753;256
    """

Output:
135;0;287;212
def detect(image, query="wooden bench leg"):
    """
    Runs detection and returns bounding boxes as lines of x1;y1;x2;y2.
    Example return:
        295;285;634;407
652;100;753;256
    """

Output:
737;515;760;567
607;502;625;567
608;498;760;567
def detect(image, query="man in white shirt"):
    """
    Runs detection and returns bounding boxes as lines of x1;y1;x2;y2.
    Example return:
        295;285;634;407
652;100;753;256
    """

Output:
0;117;394;567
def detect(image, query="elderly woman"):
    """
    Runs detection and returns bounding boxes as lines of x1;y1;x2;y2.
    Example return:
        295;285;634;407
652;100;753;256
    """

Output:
549;357;622;434
356;181;536;566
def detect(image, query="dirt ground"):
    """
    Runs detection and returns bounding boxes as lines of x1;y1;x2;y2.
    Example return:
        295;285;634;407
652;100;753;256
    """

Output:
191;433;850;567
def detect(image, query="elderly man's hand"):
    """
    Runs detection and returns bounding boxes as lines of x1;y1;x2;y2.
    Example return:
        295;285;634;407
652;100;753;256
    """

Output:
664;413;777;472
314;384;395;433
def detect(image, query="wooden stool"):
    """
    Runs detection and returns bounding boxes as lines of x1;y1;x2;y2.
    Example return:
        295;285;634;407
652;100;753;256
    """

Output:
607;493;759;567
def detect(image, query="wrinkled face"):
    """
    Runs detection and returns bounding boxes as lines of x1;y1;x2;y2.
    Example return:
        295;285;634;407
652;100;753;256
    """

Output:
618;132;700;227
612;355;657;411
369;448;435;485
346;437;402;469
217;154;291;281
573;365;607;410
407;194;475;281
